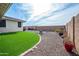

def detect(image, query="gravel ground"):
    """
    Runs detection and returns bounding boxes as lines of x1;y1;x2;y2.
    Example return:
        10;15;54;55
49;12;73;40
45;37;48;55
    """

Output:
24;31;70;56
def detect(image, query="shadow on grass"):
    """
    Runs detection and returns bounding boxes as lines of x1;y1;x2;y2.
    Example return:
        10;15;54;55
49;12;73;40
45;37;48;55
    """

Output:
0;32;19;35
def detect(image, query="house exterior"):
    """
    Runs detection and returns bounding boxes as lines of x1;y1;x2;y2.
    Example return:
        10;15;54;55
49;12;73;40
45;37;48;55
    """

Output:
65;14;79;54
0;16;25;33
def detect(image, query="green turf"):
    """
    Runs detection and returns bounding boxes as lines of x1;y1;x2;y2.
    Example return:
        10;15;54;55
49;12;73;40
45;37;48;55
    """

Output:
0;31;40;56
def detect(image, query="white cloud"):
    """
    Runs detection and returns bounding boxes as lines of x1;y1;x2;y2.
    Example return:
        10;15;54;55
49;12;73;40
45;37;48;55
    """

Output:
20;0;53;21
19;2;79;26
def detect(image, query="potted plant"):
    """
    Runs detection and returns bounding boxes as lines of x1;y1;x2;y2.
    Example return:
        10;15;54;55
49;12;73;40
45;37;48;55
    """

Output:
64;40;74;52
63;32;74;52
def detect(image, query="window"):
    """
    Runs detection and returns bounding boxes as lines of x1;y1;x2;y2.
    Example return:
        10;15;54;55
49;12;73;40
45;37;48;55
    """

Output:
18;22;21;27
0;20;6;27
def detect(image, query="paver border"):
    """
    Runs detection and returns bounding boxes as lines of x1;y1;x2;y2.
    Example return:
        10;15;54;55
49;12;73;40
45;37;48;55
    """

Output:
19;34;41;56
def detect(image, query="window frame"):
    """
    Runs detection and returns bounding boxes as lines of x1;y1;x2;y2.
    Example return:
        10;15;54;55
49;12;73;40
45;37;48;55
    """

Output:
18;22;22;28
0;20;6;27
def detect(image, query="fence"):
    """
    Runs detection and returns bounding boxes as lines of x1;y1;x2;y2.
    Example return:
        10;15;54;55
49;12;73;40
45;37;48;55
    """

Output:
65;14;79;54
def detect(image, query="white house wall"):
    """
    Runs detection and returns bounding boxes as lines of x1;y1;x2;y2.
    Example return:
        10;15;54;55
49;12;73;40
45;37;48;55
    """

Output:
0;20;23;33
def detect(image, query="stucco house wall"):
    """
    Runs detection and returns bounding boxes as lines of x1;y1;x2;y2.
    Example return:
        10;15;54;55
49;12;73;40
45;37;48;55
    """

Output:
0;17;24;33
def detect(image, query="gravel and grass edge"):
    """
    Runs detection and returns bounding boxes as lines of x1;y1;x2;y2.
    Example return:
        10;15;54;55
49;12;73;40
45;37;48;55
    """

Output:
19;34;41;56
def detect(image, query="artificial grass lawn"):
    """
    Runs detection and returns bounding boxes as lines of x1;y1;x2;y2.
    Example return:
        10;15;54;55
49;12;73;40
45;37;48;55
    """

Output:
0;31;40;56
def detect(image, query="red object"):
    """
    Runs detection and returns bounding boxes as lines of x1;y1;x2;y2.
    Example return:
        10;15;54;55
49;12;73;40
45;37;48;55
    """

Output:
64;41;74;52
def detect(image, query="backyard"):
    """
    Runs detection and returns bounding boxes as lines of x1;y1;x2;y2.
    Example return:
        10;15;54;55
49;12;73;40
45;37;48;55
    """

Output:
0;31;40;56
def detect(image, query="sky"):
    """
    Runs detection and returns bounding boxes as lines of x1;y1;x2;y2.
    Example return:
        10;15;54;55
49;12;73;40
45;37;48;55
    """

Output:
4;1;79;26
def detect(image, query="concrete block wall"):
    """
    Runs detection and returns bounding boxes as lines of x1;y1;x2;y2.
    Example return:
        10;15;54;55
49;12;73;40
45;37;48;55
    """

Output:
65;14;79;54
65;17;74;43
25;26;65;32
74;14;79;54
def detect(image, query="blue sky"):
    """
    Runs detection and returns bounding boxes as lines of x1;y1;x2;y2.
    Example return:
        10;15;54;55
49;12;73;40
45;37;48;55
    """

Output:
5;3;79;26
